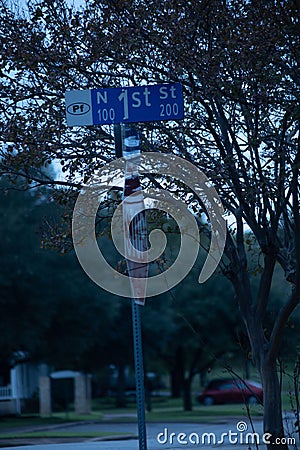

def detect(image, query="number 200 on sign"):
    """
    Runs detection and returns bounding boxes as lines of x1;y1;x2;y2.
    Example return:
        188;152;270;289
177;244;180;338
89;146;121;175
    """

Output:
160;103;179;117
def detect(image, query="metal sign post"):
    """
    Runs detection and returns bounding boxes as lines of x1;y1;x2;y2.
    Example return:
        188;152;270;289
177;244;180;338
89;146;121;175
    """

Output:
131;300;147;450
116;123;148;450
66;83;184;450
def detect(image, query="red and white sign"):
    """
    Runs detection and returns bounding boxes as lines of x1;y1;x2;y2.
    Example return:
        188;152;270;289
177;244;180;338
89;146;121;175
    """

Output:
123;165;148;305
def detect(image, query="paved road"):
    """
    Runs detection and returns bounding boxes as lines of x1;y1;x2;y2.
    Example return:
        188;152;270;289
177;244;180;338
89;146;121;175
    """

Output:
0;442;267;450
0;416;297;450
54;418;265;442
0;419;267;449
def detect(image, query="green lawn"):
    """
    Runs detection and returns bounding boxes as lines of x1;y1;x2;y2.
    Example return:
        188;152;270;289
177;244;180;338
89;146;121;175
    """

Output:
0;416;67;431
49;396;265;423
0;431;131;439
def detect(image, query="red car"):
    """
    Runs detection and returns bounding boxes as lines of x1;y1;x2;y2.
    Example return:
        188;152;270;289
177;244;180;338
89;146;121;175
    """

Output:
196;378;263;406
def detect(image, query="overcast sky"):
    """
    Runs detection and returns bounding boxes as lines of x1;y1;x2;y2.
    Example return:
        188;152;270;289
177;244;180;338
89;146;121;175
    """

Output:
14;0;84;14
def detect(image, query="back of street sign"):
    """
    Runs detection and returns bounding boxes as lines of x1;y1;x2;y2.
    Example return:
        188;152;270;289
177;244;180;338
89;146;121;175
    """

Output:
65;83;183;126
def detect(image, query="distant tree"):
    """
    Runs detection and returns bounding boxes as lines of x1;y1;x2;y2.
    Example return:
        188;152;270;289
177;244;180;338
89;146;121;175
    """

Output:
163;271;240;411
0;179;116;371
0;179;53;360
1;1;300;446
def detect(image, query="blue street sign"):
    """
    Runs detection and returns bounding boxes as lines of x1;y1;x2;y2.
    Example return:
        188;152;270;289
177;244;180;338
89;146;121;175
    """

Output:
65;83;183;126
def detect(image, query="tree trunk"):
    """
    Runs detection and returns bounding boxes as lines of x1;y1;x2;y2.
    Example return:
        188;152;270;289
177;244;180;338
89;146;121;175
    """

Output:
200;370;207;387
170;346;184;398
231;259;289;450
244;357;252;379
145;374;152;412
145;388;151;412
183;377;192;411
170;368;181;398
115;362;126;408
260;358;288;450
248;320;288;450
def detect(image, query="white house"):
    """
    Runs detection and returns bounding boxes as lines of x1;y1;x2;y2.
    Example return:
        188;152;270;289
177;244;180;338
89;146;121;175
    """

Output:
0;362;49;415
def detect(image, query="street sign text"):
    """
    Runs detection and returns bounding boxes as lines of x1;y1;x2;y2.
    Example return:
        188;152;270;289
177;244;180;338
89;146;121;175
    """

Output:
65;83;184;126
